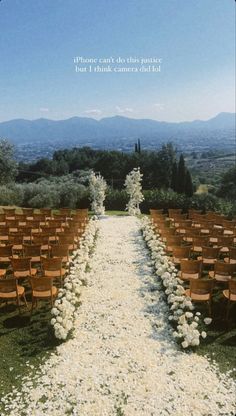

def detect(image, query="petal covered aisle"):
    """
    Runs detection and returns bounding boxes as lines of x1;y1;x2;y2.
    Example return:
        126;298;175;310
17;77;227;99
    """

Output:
1;216;235;416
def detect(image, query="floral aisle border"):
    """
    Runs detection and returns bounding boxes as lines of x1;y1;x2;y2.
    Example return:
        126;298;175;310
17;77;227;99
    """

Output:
140;216;212;348
51;218;99;340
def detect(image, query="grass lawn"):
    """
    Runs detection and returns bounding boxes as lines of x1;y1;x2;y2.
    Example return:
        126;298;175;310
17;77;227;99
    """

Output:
0;299;60;402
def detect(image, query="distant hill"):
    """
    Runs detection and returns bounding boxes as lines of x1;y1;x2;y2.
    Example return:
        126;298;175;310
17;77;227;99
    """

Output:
0;112;235;151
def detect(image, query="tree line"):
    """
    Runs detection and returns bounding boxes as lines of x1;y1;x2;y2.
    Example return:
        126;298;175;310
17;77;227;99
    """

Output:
16;142;194;196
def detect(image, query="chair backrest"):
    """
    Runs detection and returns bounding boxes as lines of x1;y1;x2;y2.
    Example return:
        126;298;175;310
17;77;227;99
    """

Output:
22;208;34;216
0;278;17;294
3;208;16;216
214;261;236;276
0;214;6;222
33;234;50;244
180;259;202;274
166;235;183;245
0;245;13;256
8;234;24;244
228;279;236;297
41;256;63;271
172;246;191;259
202;246;220;259
229;247;236;261
0;226;10;235
58;235;75;244
190;279;214;295
30;277;53;292
50;244;69;258
11;257;32;271
217;236;234;246
23;244;42;257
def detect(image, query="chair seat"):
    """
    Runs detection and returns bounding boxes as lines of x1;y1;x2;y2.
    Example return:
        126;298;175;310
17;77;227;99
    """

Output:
185;288;210;301
173;256;188;265
0;269;7;277
179;271;199;280
30;256;41;263
197;256;216;265
0;257;11;264
14;268;37;278
214;274;231;283
0;285;25;298
44;269;66;278
33;286;57;298
223;289;236;301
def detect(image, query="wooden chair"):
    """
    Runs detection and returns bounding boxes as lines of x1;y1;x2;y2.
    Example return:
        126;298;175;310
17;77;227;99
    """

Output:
40;226;58;242
192;236;209;254
179;259;202;281
0;278;28;312
30;277;57;312
23;244;42;264
32;234;50;252
214;236;234;254
223;279;236;320
172;246;191;265
11;257;37;279
0;213;6;225
26;220;41;233
197;246;221;266
165;235;183;252
0;244;14;266
50;244;70;263
3;208;16;218
224;247;236;264
41;256;66;286
8;234;25;253
6;219;19;232
0;226;10;243
22;208;34;217
58;235;77;251
40;208;52;219
185;279;214;316
209;261;236;283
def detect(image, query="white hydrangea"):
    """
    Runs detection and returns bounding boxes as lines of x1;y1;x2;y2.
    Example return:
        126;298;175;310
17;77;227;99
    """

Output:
51;218;98;340
140;216;208;349
89;171;107;215
124;167;144;215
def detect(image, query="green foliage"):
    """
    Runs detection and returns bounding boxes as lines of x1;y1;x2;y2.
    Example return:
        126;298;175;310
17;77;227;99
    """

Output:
217;166;236;201
105;189;129;211
0;139;18;184
0;184;24;206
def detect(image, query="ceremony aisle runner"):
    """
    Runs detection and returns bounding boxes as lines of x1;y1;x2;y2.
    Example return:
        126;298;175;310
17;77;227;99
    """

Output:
2;216;235;416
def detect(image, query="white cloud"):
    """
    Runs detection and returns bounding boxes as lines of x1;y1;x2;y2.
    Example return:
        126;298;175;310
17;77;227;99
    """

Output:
39;107;49;112
82;109;102;116
115;106;134;114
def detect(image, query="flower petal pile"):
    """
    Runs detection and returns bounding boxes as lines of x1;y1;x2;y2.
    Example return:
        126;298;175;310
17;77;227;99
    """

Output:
51;218;98;340
140;216;209;348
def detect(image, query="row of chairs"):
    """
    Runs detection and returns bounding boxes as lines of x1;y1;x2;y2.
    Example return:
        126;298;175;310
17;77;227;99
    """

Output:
0;208;89;313
150;209;236;318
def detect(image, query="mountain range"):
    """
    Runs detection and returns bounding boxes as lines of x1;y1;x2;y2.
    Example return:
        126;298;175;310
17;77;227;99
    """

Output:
0;112;235;151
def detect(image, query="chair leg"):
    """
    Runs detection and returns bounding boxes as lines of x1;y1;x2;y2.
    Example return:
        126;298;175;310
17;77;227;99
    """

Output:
208;299;212;317
31;297;35;315
23;293;28;310
16;296;21;314
226;300;230;321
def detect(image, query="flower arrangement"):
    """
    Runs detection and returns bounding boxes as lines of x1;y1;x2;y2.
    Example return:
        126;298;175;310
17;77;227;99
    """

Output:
124;167;144;215
88;171;107;215
51;218;98;340
140;216;211;348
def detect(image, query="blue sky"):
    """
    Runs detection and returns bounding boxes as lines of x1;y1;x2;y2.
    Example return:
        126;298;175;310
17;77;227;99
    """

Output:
0;0;235;122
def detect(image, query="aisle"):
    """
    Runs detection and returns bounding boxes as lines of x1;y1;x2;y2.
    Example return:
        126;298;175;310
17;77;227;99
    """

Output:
2;216;235;416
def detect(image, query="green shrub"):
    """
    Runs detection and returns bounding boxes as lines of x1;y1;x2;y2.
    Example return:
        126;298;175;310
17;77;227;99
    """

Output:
0;185;24;206
105;189;129;211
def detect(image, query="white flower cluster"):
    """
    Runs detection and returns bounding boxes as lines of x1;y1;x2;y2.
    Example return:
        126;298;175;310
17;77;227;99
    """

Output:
88;171;107;215
140;216;211;348
51;219;98;340
124;167;144;215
